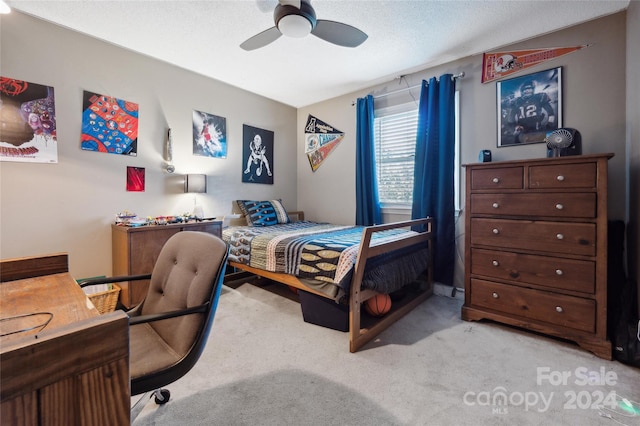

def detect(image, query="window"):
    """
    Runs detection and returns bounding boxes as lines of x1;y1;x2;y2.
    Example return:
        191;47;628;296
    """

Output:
373;108;419;205
373;91;460;211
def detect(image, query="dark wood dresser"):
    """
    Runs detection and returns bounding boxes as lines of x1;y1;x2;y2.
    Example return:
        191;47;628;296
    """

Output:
112;220;222;308
462;153;613;359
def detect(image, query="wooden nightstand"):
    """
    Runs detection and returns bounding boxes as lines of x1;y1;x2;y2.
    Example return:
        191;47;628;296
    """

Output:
112;220;222;308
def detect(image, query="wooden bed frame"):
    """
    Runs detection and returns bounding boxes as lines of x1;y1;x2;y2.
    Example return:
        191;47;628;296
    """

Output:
226;213;434;352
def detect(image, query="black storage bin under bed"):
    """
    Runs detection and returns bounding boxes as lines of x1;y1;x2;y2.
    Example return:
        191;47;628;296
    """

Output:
299;290;348;332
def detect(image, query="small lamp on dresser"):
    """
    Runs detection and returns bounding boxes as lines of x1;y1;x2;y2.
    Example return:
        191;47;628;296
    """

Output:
184;174;207;219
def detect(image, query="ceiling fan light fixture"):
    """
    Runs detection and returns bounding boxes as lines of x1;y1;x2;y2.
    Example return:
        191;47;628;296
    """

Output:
241;0;366;50
278;14;312;38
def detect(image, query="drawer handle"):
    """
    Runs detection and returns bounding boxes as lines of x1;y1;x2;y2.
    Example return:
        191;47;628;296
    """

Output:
556;175;565;182
555;306;564;313
492;260;499;267
492;202;500;209
555;269;564;276
492;292;499;299
555;203;564;210
556;233;564;240
492;177;500;184
492;228;500;235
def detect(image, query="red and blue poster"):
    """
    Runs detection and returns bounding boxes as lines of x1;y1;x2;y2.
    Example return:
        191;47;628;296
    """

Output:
0;76;58;163
81;91;138;155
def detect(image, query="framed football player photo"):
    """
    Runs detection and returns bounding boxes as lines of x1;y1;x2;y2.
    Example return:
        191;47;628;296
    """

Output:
497;67;562;147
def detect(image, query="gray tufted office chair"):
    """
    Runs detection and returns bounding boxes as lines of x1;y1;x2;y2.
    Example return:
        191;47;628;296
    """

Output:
79;231;228;420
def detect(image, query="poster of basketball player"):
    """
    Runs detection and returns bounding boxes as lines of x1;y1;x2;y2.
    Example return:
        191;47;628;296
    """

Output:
242;124;273;184
0;76;58;163
497;67;562;147
192;110;227;158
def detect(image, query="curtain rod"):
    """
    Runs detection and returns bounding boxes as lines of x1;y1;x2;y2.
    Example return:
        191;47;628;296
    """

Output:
373;72;465;100
351;72;464;106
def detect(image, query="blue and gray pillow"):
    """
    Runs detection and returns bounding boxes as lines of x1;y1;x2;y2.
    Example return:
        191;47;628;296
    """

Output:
236;199;290;226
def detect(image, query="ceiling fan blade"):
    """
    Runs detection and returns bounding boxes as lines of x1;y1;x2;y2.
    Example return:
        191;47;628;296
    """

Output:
311;20;368;48
240;26;282;51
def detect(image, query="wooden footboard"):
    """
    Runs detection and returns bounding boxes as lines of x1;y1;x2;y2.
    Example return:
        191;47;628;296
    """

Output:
348;217;434;352
227;216;434;352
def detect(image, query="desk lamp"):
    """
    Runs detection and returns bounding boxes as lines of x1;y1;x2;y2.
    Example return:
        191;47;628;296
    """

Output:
184;174;207;219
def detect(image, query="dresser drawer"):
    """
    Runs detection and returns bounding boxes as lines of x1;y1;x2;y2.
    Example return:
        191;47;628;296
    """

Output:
469;279;596;333
529;163;596;189
187;222;223;237
470;218;596;256
471;166;523;190
470;193;596;218
470;248;595;293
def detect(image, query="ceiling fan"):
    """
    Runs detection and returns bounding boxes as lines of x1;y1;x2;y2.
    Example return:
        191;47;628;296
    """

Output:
240;0;368;51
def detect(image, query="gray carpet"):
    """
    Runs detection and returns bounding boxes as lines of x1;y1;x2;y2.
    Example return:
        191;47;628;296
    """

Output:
133;282;640;425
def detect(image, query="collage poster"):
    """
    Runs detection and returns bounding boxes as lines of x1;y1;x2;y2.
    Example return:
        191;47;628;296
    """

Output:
80;91;139;156
0;76;58;163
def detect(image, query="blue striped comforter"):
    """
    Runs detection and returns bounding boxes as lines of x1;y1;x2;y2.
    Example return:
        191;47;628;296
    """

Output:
222;221;428;296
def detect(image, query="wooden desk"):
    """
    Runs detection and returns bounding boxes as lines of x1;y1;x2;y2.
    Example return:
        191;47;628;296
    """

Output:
1;272;99;340
0;254;130;426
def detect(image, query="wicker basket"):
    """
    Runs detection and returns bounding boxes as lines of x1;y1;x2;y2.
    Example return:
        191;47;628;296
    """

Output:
87;284;121;314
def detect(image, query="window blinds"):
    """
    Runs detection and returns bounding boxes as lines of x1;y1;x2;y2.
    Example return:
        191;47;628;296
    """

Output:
373;108;418;204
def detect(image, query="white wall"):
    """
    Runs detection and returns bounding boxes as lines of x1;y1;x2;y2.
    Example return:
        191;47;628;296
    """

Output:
295;101;357;224
0;11;297;278
297;12;628;226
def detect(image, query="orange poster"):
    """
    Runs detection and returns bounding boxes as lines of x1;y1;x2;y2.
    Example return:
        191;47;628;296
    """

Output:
482;46;588;84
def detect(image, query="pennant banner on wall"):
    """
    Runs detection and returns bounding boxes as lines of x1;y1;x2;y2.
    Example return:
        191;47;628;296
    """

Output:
481;45;588;84
304;114;344;172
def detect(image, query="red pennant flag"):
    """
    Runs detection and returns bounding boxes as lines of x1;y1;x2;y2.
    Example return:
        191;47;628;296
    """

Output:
482;46;588;84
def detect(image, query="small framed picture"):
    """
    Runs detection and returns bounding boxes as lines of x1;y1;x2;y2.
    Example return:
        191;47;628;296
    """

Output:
126;166;145;192
497;67;562;147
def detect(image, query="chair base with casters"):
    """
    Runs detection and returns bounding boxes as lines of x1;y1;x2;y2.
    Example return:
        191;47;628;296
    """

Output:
78;231;229;422
130;389;170;421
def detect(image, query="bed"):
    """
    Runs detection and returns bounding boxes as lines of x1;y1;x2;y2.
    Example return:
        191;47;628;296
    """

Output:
223;200;434;352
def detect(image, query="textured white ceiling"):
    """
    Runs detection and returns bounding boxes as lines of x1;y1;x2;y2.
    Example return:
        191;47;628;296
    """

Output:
7;0;630;108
